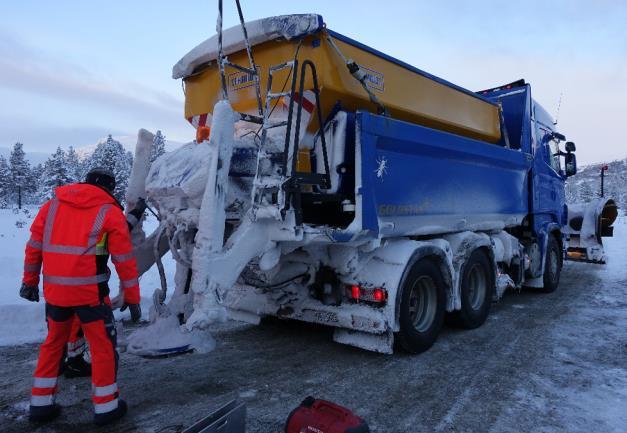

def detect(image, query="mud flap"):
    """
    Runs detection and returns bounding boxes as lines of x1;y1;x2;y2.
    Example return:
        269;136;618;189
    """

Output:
333;329;394;354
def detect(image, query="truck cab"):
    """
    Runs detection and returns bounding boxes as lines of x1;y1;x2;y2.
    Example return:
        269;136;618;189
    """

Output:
480;81;576;287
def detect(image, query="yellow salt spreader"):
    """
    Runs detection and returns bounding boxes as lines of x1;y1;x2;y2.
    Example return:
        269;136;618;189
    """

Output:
173;14;502;144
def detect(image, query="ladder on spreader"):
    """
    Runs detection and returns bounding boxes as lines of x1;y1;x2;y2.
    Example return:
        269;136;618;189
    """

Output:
251;60;332;225
216;1;332;225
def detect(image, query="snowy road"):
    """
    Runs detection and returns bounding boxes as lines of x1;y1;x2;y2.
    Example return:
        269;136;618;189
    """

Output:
1;219;626;432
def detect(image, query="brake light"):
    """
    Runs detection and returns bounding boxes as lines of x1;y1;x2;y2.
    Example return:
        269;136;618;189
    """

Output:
346;285;387;305
373;288;385;302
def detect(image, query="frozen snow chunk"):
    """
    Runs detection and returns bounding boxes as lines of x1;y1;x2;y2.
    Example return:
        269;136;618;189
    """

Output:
126;315;216;356
145;141;212;210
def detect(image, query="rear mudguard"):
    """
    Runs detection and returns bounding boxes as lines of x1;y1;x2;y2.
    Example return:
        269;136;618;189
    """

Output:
341;238;453;333
442;232;494;310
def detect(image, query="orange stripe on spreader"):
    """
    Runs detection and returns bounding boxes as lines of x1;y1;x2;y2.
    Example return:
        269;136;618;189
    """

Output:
293;92;315;113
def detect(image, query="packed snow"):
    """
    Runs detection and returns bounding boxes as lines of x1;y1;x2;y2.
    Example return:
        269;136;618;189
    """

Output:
172;14;322;79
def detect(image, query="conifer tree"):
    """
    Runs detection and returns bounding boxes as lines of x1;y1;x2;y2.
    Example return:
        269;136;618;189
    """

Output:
579;181;593;203
65;146;83;183
87;135;133;201
151;130;166;163
40;147;71;200
0;155;10;208
9;142;34;208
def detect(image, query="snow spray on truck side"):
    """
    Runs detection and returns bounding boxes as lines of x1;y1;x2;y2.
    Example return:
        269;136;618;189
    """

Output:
122;9;617;355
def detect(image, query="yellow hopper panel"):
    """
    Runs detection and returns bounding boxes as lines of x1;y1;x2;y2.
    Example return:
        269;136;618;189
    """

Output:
181;27;501;143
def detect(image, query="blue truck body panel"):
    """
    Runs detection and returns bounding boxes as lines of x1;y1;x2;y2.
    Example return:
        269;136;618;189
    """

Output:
339;80;569;267
356;111;531;239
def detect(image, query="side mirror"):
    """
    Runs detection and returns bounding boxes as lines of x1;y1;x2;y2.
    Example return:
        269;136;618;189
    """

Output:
565;153;577;176
565;141;576;152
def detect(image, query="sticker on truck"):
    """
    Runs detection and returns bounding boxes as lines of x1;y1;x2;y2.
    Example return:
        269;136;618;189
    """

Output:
228;67;260;92
360;66;385;92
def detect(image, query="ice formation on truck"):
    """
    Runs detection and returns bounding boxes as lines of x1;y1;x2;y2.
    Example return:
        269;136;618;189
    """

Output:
123;8;617;355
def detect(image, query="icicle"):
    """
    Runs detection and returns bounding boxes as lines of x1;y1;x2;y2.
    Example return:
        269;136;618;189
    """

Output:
186;100;237;329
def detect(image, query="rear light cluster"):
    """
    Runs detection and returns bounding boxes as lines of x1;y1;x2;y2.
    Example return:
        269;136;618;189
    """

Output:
347;285;387;305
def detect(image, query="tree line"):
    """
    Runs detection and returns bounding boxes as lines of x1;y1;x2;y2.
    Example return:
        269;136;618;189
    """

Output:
0;131;166;208
565;159;627;211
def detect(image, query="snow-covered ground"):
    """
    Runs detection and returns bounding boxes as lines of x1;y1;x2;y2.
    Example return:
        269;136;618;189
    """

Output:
0;206;175;346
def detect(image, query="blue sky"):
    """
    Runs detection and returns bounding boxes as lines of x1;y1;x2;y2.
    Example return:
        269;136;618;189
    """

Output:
1;0;626;164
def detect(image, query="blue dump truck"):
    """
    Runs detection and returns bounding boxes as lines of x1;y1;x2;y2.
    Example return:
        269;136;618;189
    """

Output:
130;14;617;355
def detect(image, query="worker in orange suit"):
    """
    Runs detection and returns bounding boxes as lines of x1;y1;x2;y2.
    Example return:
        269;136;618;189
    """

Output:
63;196;147;379
20;167;140;425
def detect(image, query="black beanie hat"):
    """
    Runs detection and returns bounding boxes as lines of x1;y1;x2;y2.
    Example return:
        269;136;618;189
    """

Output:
85;167;116;193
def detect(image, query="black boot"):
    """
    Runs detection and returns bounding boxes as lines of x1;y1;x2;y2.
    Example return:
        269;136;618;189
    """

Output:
29;404;61;422
94;399;127;426
64;354;92;378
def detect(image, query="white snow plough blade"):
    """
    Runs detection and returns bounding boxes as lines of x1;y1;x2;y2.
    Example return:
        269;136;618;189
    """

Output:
564;198;617;263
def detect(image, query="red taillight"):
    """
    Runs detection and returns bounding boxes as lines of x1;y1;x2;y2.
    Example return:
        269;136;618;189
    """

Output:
373;288;385;302
347;285;387;305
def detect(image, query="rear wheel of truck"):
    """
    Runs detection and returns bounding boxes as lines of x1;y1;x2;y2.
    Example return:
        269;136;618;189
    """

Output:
452;249;494;329
541;235;562;293
396;258;446;354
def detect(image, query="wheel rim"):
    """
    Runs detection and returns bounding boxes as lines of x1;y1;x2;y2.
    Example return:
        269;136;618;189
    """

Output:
467;264;486;311
549;248;559;281
408;275;437;333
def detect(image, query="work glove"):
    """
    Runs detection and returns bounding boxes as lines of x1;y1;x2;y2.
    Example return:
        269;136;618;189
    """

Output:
121;303;142;323
128;198;147;219
135;197;148;213
20;283;39;302
126;198;147;230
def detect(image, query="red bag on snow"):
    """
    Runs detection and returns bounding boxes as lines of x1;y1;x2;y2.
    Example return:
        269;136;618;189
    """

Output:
285;397;370;433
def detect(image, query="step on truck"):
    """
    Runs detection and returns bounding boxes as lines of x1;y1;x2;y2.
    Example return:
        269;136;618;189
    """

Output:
124;9;617;355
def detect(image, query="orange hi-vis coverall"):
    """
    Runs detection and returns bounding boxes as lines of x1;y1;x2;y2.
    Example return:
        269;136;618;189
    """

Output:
23;183;139;419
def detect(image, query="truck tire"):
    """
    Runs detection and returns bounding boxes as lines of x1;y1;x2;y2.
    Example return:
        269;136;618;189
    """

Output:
452;249;494;329
396;258;446;354
541;235;562;293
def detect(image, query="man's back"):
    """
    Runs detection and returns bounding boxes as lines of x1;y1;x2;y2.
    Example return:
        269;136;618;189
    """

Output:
24;183;139;306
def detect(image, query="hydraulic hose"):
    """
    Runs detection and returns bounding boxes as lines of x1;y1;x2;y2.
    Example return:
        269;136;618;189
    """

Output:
326;33;388;116
154;223;168;304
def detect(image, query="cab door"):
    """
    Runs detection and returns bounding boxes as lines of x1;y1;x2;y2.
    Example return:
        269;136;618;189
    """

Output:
531;117;566;225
